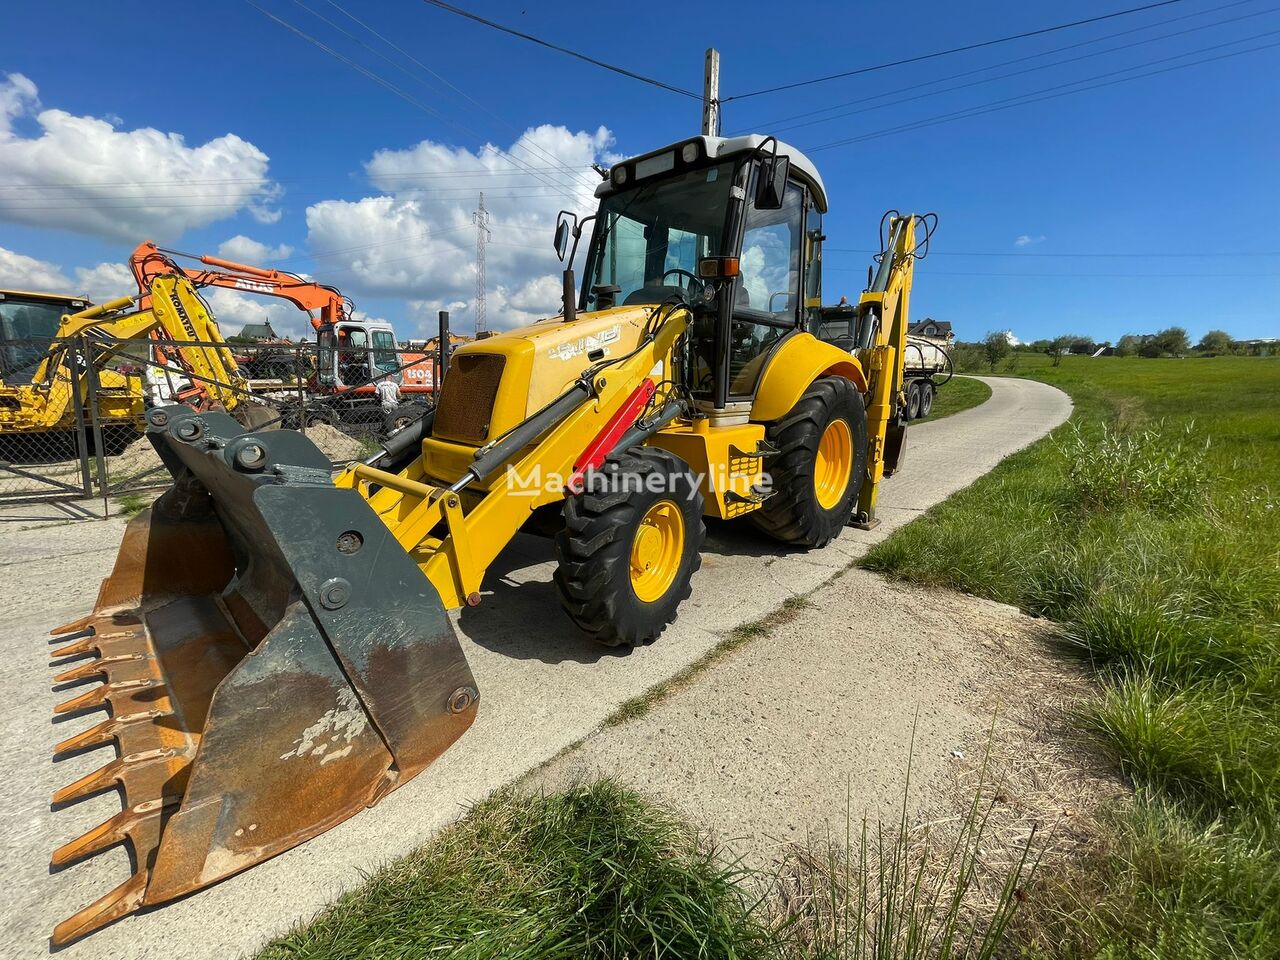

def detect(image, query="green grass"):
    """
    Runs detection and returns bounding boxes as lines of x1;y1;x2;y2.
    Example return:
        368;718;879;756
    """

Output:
914;376;991;424
861;355;1280;958
257;772;1038;960
116;492;150;517
258;781;773;960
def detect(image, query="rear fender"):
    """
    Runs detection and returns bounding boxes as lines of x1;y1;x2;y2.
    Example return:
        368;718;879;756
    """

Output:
750;333;867;423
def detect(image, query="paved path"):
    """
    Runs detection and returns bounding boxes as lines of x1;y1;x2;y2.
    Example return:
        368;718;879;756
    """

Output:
0;377;1070;959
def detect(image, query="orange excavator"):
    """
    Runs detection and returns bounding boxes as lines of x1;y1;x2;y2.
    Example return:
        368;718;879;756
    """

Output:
129;243;437;428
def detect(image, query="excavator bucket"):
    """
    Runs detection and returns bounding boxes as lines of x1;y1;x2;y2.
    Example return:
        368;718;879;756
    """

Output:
48;405;478;945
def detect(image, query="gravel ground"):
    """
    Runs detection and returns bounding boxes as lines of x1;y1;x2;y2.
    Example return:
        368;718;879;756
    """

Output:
0;376;1071;959
535;567;1122;870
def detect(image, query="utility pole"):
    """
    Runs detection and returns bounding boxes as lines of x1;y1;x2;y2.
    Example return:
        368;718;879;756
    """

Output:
472;192;491;337
702;48;720;137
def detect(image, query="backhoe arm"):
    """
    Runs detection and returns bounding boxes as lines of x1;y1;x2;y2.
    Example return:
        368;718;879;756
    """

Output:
853;212;932;524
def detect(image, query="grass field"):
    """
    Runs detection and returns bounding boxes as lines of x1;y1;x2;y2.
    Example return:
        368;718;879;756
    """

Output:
914;374;991;424
863;354;1280;958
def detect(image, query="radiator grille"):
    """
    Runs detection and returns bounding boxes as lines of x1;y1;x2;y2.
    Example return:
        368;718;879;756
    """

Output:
433;353;506;444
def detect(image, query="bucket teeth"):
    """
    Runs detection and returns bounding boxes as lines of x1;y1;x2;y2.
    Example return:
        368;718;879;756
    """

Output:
52;809;134;867
51;873;148;947
53;712;160;758
52;758;124;805
53;653;144;685
54;678;154;716
51;618;95;637
50;635;102;660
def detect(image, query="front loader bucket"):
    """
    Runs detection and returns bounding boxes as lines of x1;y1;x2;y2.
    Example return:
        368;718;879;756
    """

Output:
48;405;478;945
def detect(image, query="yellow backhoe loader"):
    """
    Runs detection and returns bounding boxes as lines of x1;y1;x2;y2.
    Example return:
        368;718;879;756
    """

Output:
47;133;931;943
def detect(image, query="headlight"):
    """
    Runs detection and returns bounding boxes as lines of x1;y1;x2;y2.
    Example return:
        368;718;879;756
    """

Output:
612;166;628;186
681;142;699;163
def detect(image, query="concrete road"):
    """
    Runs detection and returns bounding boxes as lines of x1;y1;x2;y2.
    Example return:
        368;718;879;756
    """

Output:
0;376;1070;959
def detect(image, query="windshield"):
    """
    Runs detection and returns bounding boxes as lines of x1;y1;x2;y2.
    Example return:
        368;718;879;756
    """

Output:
0;296;73;383
372;329;398;372
584;161;737;308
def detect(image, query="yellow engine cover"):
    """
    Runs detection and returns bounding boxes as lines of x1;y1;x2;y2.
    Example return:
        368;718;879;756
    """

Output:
423;305;672;483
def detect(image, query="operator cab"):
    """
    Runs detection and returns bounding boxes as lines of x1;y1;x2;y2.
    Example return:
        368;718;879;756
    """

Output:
576;135;826;416
0;291;89;384
316;320;402;389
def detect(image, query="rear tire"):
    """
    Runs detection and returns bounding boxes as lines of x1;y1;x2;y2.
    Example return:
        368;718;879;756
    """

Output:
554;447;705;648
918;380;935;418
750;376;868;548
906;381;922;420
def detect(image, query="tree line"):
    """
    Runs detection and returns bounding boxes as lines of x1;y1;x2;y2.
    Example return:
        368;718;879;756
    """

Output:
949;327;1270;372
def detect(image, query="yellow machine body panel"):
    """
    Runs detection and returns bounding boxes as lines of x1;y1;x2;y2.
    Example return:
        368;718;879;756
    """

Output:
648;420;767;520
750;332;867;423
422;305;667;485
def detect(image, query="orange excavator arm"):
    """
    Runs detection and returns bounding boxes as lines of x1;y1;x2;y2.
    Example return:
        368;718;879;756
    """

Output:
128;241;350;330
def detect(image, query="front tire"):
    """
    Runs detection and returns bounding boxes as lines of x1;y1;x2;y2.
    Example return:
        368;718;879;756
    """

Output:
750;376;868;548
554;447;706;648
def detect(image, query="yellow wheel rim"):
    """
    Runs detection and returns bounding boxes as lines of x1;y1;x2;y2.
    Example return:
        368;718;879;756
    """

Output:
814;418;853;510
629;500;685;603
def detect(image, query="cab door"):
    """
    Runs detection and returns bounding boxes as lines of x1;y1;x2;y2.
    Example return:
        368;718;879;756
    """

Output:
724;175;807;399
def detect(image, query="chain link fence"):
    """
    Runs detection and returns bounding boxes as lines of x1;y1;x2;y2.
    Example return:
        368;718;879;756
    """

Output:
0;332;440;505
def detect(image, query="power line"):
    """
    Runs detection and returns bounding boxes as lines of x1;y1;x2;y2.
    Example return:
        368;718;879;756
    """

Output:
745;0;1260;133
243;0;592;208
313;0;603;196
826;248;1280;258
420;0;701;100
723;0;1191;102
806;32;1280;152
758;1;1279;137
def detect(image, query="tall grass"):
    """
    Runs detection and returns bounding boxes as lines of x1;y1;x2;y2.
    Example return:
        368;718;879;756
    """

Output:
258;781;774;960
770;755;1039;960
862;355;1280;958
258;772;1039;960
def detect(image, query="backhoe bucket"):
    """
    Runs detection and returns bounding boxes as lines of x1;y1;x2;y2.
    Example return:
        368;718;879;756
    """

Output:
48;405;478;945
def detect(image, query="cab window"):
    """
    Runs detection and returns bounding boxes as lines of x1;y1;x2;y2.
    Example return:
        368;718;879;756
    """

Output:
728;178;804;396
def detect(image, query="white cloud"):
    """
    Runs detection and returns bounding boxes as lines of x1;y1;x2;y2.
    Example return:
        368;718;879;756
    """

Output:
216;235;294;263
203;287;315;341
0;245;132;302
0;245;68;292
1013;234;1046;247
305;124;612;333
0;73;279;241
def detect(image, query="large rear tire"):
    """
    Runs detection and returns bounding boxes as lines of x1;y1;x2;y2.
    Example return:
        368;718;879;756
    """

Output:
918;380;935;418
750;376;868;548
554;447;705;648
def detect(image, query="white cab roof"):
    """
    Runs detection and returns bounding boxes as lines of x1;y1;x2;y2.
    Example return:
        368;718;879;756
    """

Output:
597;134;828;212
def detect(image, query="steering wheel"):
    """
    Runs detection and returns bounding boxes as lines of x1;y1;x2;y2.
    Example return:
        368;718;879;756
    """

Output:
661;267;704;299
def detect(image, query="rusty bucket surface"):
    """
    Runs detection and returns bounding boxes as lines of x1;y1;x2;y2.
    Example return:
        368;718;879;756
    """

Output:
48;406;478;945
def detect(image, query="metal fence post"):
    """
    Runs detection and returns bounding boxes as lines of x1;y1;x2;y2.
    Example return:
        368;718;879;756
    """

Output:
81;338;109;512
67;337;93;498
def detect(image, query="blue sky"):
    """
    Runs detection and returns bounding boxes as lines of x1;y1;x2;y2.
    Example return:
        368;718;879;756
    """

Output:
1;0;1276;344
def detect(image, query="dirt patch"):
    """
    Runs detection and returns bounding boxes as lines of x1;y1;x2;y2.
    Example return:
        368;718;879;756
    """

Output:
534;567;1123;871
110;434;164;480
302;423;367;463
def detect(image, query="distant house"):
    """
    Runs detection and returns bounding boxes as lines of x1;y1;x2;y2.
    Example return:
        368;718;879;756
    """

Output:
237;320;282;342
908;318;953;340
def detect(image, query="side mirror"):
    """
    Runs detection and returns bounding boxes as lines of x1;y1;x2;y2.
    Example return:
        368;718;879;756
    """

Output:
553;217;570;262
754;154;791;210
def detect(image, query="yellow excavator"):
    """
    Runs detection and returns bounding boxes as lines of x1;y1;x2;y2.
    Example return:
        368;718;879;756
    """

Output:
0;276;259;449
47;133;931;943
